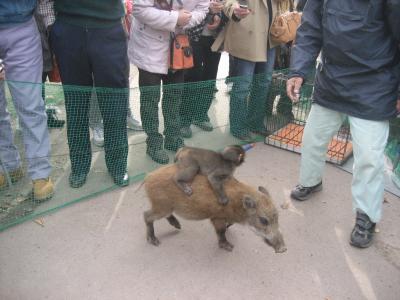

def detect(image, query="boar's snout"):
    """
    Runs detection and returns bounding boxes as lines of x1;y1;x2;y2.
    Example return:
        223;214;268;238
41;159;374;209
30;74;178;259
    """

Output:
264;231;287;253
274;244;287;253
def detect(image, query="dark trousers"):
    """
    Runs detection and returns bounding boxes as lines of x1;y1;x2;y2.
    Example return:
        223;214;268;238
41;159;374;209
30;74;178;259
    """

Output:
138;68;184;149
180;36;221;127
50;20;129;177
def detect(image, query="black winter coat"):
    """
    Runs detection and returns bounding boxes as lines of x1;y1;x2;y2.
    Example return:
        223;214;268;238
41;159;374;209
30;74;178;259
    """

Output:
296;0;307;11
290;0;400;121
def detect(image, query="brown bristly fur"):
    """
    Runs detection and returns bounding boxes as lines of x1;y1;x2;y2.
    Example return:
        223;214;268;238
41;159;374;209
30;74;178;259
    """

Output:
145;165;276;224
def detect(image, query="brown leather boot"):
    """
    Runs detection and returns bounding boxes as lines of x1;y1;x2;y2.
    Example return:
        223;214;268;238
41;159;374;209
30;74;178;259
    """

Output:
33;178;54;202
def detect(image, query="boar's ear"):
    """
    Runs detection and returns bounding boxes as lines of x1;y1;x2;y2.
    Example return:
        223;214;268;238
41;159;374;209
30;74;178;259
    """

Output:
258;186;271;198
242;195;257;214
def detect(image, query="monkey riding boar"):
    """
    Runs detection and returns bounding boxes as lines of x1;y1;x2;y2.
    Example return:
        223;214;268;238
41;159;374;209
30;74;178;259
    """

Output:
173;145;246;206
144;165;287;253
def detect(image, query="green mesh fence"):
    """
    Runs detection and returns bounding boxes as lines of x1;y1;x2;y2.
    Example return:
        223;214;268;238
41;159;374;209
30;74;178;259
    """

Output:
263;71;353;165
0;70;397;231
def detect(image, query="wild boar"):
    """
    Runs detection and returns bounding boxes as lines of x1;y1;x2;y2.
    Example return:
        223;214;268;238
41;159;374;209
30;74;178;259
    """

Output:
143;165;286;253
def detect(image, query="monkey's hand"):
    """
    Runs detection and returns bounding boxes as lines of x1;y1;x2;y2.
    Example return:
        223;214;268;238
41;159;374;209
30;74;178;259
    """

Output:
182;184;193;196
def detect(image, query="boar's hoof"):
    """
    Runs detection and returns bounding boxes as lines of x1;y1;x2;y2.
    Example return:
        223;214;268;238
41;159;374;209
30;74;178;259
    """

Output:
219;241;234;252
147;236;160;246
275;246;287;253
167;215;181;229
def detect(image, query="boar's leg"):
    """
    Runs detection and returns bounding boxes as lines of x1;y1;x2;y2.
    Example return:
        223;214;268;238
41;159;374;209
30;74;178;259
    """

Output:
211;218;234;251
167;214;181;229
144;210;170;246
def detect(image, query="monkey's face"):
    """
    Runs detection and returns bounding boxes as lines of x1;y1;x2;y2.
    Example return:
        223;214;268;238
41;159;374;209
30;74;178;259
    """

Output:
237;151;245;165
235;146;246;166
221;145;246;166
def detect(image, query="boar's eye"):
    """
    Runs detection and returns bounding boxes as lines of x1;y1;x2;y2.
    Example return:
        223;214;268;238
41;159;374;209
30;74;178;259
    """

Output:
259;217;269;226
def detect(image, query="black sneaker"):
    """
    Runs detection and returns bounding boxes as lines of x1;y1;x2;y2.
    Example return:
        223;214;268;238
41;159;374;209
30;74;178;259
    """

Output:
146;147;169;164
46;109;65;128
180;126;192;138
231;132;257;142
193;120;213;132
69;172;87;188
250;128;271;137
290;182;322;201
350;211;376;248
164;137;185;152
113;172;129;187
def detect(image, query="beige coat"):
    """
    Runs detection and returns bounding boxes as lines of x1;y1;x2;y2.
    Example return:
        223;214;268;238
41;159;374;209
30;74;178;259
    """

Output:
212;0;281;62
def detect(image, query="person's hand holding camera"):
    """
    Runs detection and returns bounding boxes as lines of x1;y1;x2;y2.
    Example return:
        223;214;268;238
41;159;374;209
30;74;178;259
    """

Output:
177;9;192;27
210;0;224;14
233;2;250;19
207;14;221;30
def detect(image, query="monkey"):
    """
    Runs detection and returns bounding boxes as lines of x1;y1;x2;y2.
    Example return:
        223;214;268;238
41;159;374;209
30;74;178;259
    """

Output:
173;145;246;205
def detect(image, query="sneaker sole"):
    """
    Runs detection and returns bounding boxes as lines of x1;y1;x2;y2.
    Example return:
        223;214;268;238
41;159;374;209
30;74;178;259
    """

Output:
127;126;144;131
290;185;323;201
193;124;213;132
146;151;169;165
33;191;54;203
349;238;373;248
147;154;169;164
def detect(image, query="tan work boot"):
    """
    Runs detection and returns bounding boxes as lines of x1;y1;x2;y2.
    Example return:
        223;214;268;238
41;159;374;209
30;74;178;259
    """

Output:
33;178;54;202
0;167;24;189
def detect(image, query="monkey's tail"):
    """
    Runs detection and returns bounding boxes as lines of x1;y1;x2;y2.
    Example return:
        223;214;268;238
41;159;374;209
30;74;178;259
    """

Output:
174;147;183;163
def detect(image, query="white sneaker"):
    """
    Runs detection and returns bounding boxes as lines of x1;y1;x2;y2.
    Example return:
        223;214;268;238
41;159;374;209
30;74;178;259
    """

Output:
92;126;104;147
127;115;143;131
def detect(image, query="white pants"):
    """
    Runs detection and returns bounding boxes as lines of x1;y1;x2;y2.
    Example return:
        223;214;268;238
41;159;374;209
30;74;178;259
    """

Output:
300;104;389;222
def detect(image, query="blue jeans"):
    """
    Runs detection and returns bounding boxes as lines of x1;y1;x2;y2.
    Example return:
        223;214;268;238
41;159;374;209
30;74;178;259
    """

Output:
230;47;276;135
0;18;51;180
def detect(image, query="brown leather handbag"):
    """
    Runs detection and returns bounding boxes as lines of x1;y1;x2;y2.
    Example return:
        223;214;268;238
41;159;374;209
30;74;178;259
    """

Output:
270;11;302;44
169;33;194;70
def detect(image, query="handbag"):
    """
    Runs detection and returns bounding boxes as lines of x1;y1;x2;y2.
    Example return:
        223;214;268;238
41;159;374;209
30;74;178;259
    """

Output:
270;11;302;44
155;0;194;70
48;56;61;83
169;33;194;70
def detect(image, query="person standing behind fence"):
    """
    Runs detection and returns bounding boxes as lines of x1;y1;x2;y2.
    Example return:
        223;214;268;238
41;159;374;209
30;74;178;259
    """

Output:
43;0;130;188
286;0;400;248
88;0;144;148
212;0;289;141
35;0;65;129
0;0;54;201
129;0;209;165
179;1;227;139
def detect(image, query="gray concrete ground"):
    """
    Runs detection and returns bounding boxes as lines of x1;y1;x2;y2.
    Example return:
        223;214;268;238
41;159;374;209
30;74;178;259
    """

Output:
1;144;399;300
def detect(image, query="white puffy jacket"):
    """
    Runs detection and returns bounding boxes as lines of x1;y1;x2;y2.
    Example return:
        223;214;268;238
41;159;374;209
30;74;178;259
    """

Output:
129;0;209;74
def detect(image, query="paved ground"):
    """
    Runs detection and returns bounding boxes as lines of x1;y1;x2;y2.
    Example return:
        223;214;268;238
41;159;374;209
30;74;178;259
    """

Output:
1;144;399;300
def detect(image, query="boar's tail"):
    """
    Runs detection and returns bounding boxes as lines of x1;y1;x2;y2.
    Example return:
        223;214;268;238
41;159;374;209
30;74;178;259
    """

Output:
134;179;146;192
